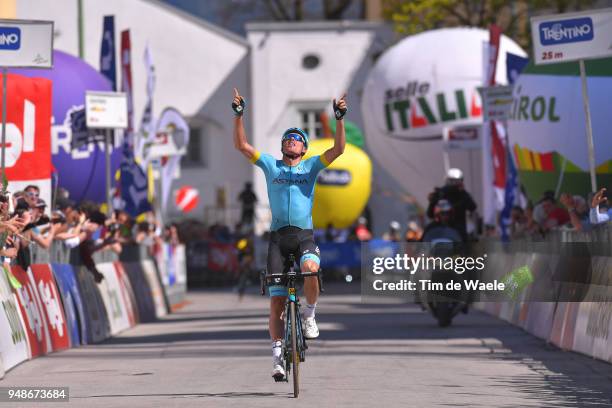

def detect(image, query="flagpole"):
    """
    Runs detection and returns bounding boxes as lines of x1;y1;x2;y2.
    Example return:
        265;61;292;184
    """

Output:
105;129;112;217
1;68;7;181
578;59;597;192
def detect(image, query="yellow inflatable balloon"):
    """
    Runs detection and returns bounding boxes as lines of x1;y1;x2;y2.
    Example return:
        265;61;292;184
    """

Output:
305;139;372;229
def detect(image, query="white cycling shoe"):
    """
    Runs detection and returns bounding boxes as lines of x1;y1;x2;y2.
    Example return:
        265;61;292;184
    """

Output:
303;317;319;339
272;356;286;381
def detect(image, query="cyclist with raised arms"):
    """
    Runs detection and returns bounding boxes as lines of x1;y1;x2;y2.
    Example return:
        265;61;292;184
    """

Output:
231;88;347;380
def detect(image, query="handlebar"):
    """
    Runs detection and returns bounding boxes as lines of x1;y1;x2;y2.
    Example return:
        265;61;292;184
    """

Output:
260;269;324;296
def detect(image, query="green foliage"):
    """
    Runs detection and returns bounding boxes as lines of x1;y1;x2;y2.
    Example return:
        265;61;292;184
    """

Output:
383;0;596;50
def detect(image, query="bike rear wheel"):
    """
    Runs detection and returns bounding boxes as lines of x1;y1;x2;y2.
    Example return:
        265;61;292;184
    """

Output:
290;302;300;398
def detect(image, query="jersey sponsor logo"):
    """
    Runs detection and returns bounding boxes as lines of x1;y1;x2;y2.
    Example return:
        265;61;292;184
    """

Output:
272;177;308;185
317;169;351;186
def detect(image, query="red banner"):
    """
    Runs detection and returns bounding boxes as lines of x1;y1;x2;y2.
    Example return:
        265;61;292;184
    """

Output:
0;74;52;181
10;266;52;357
29;265;70;351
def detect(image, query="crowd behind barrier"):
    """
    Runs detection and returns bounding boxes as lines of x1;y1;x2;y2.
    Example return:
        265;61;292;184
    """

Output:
0;240;186;379
474;223;612;364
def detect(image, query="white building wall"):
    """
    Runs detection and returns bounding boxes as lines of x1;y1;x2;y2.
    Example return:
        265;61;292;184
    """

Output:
247;22;389;233
16;0;251;218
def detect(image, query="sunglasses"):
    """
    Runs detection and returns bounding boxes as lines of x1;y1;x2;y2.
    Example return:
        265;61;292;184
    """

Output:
282;133;305;144
26;191;39;197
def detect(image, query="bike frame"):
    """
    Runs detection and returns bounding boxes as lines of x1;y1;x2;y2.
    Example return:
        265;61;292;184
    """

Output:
261;253;323;396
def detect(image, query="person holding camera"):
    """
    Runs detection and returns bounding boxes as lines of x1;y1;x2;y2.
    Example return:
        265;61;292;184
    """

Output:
426;168;477;241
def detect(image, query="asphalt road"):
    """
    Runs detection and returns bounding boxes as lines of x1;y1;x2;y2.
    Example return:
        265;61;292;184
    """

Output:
2;283;612;408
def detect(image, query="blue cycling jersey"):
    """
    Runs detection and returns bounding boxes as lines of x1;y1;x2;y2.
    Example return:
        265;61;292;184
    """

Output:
251;151;329;231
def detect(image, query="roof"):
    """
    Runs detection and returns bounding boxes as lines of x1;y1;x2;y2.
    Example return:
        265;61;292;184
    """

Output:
246;20;386;33
144;0;249;47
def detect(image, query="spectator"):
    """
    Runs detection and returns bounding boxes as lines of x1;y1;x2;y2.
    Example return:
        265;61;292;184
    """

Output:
509;206;529;239
23;185;40;209
383;221;402;242
24;199;60;250
560;193;591;231
238;182;258;225
539;195;570;231
324;223;337;242
590;188;611;225
404;221;422;242
427;168;477;241
355;217;372;241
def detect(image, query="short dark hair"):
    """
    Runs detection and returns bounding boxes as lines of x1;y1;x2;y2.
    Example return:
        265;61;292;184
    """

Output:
24;185;40;193
89;211;107;226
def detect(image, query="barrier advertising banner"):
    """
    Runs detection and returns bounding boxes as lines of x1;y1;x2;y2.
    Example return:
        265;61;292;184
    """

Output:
141;259;168;318
113;262;138;327
0;265;29;371
29;265;70;351
123;262;157;323
154;243;187;309
74;267;110;344
51;263;86;346
96;263;131;335
10;266;52;357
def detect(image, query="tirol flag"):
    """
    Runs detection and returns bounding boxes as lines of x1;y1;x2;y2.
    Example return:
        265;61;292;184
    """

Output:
506;53;529;85
100;16;117;91
508;57;612;201
119;30;151;216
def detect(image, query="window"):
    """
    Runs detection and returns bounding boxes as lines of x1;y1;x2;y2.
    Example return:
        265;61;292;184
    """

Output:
302;54;320;70
299;109;324;138
185;126;207;167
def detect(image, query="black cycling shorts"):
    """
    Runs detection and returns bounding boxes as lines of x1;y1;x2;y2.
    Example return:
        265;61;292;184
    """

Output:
267;226;320;297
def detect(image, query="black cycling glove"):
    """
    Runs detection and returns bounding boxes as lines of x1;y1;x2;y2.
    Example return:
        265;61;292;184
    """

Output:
232;97;246;116
333;99;347;120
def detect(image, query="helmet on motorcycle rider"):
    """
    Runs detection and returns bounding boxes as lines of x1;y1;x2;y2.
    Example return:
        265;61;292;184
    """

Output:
446;168;463;187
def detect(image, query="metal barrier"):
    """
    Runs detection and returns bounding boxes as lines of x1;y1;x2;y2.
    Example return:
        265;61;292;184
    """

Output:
476;222;612;364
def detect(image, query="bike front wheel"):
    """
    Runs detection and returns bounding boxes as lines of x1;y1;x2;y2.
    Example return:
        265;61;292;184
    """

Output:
290;302;300;398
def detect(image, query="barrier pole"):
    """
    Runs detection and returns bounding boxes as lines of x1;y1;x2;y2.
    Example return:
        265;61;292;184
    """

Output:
105;129;112;216
1;67;7;180
579;59;597;192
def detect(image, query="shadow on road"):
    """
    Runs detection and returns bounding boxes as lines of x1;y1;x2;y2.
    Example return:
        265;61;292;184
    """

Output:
92;285;612;407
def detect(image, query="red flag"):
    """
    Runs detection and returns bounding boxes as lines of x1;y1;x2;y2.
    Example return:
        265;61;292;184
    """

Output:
120;30;134;143
491;122;506;188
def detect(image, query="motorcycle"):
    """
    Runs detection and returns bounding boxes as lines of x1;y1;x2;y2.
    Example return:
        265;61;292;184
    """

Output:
417;218;471;327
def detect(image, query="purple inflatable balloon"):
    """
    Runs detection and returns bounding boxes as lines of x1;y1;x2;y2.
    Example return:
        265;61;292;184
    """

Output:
12;50;122;203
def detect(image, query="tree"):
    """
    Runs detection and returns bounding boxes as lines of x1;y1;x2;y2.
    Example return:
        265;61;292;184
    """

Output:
382;0;596;49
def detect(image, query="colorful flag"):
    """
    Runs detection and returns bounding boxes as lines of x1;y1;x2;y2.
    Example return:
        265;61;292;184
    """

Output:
137;43;156;163
119;30;150;216
100;16;117;91
500;147;519;241
506;53;529;85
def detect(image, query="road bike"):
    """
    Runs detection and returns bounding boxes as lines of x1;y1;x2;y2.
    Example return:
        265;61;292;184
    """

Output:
260;253;323;398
